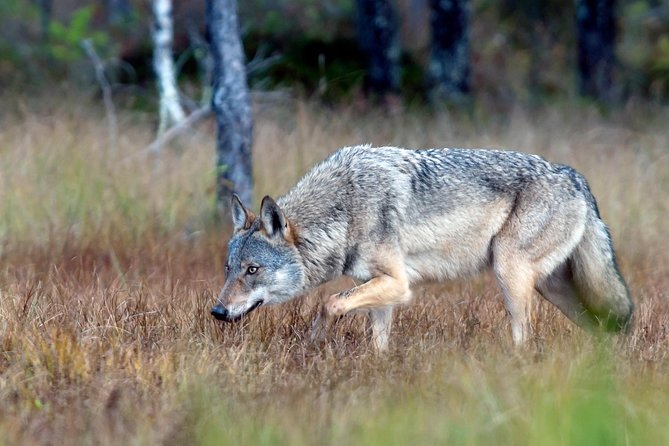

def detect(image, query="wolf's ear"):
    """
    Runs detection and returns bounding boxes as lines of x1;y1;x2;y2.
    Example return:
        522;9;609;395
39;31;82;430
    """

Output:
260;195;288;239
231;194;253;232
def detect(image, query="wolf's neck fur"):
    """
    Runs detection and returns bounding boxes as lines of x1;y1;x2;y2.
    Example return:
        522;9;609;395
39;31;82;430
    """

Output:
289;217;347;290
274;147;372;289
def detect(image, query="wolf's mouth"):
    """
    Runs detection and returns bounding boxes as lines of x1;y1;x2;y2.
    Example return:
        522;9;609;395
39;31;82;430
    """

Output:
211;299;264;323
246;299;264;315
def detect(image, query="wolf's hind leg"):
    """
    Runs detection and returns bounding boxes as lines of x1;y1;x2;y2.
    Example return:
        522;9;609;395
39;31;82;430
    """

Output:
492;249;536;346
536;263;595;329
368;307;393;351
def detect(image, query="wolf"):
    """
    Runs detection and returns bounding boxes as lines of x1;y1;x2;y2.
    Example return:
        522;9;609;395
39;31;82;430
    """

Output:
210;145;633;351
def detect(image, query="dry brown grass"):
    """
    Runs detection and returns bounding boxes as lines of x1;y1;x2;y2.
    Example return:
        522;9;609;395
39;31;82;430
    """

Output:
0;92;668;444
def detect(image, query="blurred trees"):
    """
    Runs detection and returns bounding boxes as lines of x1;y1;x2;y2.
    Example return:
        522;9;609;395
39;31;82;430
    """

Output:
576;0;616;100
2;0;669;103
427;0;470;101
35;0;52;40
105;0;132;25
497;0;572;100
207;0;254;211
356;0;401;99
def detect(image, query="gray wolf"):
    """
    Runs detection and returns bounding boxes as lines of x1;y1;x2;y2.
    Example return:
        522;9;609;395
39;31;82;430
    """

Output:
210;145;633;351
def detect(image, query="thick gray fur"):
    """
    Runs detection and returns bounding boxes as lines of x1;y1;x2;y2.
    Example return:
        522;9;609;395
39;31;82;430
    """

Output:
213;145;633;350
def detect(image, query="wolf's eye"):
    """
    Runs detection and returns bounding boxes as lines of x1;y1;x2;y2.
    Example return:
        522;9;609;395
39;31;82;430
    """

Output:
225;264;230;272
247;266;258;275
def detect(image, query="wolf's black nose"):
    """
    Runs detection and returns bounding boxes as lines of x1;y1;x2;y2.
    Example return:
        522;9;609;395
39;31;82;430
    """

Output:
210;305;229;321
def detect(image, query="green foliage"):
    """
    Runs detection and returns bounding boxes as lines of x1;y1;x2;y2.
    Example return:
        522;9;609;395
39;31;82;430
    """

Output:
47;6;108;62
240;0;356;42
175;343;667;446
0;1;113;84
650;36;669;94
526;347;626;446
614;1;669;98
0;0;37;19
245;36;366;102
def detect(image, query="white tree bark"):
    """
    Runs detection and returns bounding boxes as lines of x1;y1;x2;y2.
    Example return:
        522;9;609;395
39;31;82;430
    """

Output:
152;0;185;138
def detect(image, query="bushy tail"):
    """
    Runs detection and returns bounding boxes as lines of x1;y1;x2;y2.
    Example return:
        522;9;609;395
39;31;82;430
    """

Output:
570;209;633;331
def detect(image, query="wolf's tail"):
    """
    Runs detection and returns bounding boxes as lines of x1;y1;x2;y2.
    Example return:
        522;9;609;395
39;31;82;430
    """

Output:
569;203;633;331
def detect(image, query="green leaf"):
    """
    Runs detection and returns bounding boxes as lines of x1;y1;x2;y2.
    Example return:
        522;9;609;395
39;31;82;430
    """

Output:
91;31;109;47
51;45;71;61
69;6;94;40
48;21;68;40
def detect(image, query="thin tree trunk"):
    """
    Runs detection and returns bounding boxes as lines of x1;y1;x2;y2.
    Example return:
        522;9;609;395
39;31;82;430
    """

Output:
427;0;470;101
81;39;118;155
206;0;254;213
576;0;616;101
152;0;185;137
356;0;401;98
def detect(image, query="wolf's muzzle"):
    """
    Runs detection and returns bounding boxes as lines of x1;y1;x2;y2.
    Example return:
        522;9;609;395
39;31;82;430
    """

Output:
210;305;231;321
210;300;264;322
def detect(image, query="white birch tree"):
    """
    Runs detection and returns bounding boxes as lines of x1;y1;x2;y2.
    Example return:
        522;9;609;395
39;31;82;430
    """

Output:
152;0;185;137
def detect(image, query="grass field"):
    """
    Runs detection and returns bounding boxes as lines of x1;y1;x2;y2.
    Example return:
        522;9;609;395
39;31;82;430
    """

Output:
0;93;668;445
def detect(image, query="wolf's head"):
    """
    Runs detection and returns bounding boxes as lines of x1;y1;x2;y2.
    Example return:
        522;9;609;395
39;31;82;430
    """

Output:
211;195;305;322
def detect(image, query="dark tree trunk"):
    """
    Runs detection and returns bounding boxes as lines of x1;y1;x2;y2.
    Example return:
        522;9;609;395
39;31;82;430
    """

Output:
576;0;616;101
36;0;52;41
355;0;400;97
427;0;470;101
105;0;132;25
206;0;254;214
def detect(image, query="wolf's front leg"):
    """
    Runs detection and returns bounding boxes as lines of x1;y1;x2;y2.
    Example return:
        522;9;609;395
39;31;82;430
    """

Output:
309;304;334;343
325;273;410;351
325;274;411;316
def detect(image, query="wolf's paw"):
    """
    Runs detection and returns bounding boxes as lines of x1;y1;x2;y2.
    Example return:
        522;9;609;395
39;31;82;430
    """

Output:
325;294;349;316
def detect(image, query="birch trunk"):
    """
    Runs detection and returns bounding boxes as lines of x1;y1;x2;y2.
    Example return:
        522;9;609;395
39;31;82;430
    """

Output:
206;0;254;213
152;0;185;136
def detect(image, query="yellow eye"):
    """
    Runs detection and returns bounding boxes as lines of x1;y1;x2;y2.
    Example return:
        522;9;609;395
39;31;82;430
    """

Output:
247;266;259;275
